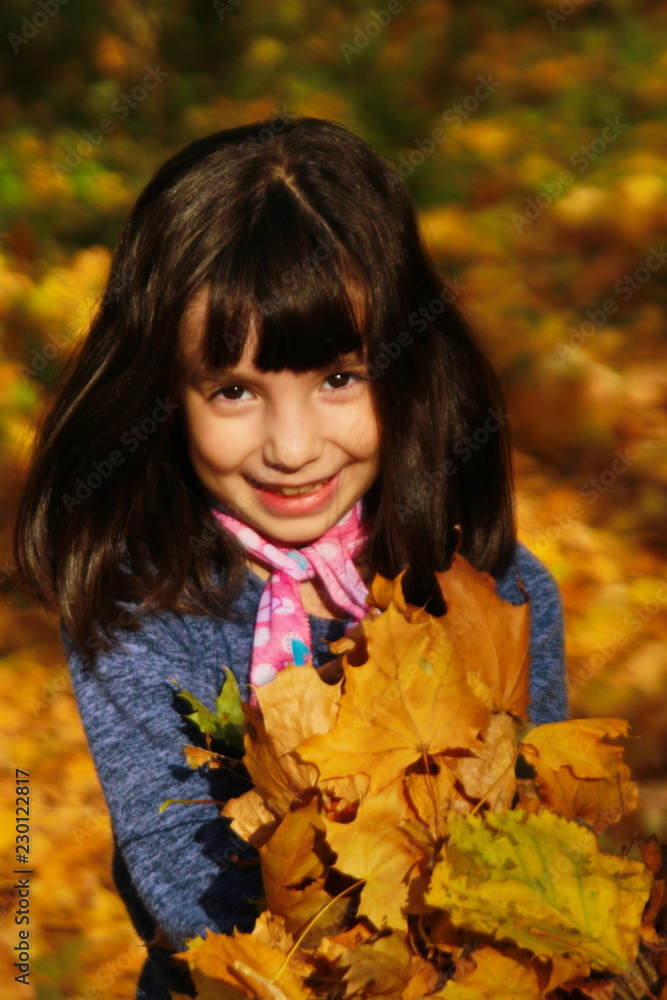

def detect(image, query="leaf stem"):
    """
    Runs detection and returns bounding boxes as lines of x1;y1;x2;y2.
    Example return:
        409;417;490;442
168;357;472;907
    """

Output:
271;878;366;984
421;749;440;840
158;797;229;813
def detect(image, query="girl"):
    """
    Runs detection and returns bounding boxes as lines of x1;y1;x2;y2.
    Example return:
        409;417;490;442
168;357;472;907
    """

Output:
14;115;568;998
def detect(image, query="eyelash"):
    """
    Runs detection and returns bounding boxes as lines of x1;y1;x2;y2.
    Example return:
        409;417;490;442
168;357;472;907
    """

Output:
212;371;365;402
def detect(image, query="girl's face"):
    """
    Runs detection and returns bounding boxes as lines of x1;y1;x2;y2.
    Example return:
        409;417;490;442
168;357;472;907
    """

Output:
179;290;381;546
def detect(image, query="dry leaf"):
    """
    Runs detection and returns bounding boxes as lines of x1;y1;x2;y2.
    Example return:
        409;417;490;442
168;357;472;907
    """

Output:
178;912;315;1000
325;781;430;932
641;835;664;874
297;596;489;793
447;712;519;813
181;561;660;1000
222;787;277;847
436;946;543;999
259;796;346;936
520;719;640;832
435;553;531;719
426;809;653;973
338;930;412;998
228;665;341;839
403;758;458;837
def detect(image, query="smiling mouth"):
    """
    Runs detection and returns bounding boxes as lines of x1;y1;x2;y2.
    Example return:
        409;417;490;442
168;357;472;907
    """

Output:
247;475;335;496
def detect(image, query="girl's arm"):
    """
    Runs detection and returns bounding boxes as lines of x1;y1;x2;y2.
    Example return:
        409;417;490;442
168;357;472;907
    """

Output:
60;610;263;961
495;541;569;725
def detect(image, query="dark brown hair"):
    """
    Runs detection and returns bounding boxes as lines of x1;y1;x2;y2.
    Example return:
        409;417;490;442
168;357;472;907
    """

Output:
13;114;515;662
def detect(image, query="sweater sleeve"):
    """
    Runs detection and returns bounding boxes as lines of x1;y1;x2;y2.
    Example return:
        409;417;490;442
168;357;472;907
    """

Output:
60;609;263;954
495;541;569;725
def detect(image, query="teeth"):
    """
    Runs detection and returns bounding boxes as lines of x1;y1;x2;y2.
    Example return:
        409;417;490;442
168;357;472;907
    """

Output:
272;478;331;496
251;476;332;496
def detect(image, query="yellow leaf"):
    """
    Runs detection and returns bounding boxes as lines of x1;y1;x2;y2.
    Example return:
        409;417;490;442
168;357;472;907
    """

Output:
178;912;315;1000
222;788;277;847
537;953;591;993
325;781;429;932
436;946;543;999
520;719;640;832
338;930;412;998
447;712;519;813
236;665;341;832
402;955;440;999
255;665;343;757
426;810;652;973
184;745;223;769
320;772;371;822
403;759;458;836
435;553;531;719
259;796;346;936
313;921;374;962
298;592;489;793
260;795;328;886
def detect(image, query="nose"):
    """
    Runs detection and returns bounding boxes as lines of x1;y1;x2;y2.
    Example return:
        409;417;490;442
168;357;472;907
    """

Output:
261;398;324;472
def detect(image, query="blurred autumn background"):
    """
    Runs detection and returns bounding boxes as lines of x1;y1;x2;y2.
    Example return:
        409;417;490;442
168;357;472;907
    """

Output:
0;0;666;996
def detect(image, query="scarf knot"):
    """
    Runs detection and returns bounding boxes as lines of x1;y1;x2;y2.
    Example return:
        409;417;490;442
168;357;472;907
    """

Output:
212;500;372;692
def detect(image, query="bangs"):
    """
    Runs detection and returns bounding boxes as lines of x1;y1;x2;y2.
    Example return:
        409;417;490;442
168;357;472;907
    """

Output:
199;179;371;374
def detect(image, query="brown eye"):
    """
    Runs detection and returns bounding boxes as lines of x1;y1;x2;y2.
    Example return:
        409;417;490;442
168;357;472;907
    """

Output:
324;372;361;390
216;385;248;400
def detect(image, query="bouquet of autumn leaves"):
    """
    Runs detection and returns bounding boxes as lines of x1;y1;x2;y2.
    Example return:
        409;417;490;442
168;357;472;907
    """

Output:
168;555;667;1000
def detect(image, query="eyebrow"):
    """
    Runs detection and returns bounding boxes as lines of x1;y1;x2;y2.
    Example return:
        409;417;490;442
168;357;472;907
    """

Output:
188;351;366;385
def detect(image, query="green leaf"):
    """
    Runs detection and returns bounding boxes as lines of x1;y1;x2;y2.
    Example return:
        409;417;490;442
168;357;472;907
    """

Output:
170;669;245;752
426;809;652;974
216;667;244;733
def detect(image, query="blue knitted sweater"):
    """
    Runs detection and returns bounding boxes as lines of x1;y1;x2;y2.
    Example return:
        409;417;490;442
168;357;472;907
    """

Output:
60;541;568;998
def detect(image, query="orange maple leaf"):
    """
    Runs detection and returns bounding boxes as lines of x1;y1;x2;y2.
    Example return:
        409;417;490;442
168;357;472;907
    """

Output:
297;579;489;793
434;553;531;719
519;718;640;832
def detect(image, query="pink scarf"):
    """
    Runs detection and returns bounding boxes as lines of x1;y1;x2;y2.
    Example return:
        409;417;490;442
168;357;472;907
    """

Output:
212;500;372;691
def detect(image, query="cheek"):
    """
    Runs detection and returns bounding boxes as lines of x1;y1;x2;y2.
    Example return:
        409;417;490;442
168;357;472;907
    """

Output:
185;411;242;476
354;402;381;460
